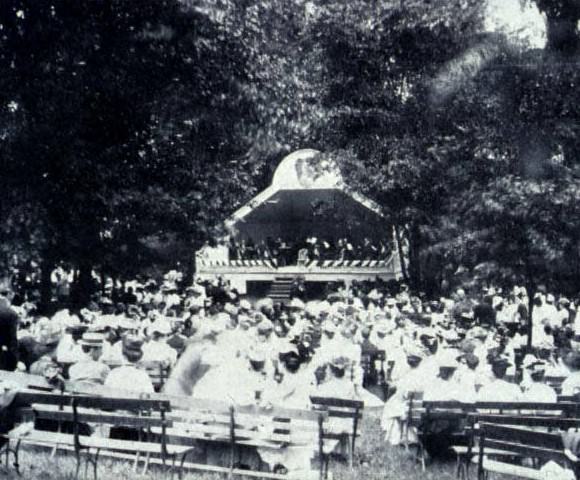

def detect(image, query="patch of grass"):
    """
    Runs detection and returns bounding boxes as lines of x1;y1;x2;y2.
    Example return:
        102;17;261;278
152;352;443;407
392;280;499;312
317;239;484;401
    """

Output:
0;412;510;480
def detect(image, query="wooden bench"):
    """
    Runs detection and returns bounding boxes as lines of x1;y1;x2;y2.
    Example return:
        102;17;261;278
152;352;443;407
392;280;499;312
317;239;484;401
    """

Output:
310;396;363;473
2;390;193;479
165;399;328;480
408;399;579;475
477;421;577;480
0;373;332;480
0;369;55;391
455;401;579;479
404;391;424;453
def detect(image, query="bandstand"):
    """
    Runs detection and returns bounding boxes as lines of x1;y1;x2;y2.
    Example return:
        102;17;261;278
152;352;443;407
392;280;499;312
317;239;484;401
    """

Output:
195;149;403;296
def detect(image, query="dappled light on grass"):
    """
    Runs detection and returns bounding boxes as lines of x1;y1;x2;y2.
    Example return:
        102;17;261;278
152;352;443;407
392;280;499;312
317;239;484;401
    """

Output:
0;413;485;480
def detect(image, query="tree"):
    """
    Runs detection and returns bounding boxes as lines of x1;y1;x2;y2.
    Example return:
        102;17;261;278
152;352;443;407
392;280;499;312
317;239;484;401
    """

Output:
0;0;261;305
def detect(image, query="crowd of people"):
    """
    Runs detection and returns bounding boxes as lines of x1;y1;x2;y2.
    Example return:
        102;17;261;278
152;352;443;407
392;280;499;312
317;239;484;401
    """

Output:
1;269;580;475
227;236;393;265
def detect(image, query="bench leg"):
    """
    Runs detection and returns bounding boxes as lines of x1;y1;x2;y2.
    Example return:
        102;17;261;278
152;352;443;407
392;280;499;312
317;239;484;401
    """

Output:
74;450;81;480
178;450;191;480
12;440;21;475
133;451;140;472
456;454;464;480
92;448;100;480
168;454;176;480
141;452;151;475
458;455;471;480
402;421;409;452
347;436;353;469
84;455;89;479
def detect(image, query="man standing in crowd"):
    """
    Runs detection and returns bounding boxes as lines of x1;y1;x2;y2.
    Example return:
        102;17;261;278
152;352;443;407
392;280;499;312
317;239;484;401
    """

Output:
0;290;19;371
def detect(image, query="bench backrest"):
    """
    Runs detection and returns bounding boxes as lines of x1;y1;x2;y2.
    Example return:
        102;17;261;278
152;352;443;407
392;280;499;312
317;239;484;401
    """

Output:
310;395;363;445
479;422;567;464
0;370;53;391
15;390;170;412
310;396;363;421
417;400;579;436
168;399;325;443
475;401;575;412
406;391;425;427
471;413;580;430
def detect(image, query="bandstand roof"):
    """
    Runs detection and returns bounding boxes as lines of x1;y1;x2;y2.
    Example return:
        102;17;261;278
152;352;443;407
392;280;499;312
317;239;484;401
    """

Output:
225;149;388;242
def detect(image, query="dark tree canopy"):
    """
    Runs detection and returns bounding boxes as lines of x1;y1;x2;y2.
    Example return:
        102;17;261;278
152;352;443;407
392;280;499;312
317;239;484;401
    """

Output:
0;0;578;321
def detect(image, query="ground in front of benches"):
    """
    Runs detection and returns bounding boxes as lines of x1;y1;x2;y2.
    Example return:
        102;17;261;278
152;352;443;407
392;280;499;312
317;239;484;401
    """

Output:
0;413;515;480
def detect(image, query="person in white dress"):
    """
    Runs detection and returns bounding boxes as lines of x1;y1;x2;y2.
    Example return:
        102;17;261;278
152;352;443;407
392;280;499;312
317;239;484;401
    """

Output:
477;357;522;402
521;361;557;403
104;335;154;393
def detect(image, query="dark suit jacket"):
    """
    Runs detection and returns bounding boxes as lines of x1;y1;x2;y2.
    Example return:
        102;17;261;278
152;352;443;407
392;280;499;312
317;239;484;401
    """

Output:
0;305;19;371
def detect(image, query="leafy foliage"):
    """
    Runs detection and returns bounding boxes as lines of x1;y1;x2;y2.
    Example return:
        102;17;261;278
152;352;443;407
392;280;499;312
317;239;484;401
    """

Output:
0;0;578;309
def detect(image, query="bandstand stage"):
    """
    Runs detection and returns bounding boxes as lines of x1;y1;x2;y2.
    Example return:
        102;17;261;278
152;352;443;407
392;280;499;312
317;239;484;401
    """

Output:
195;149;403;295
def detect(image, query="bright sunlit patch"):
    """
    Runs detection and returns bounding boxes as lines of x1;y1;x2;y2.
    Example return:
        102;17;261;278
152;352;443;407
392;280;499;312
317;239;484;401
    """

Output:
484;0;547;50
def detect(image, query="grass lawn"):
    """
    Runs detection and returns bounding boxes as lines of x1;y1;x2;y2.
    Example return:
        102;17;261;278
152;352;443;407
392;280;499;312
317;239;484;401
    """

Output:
0;411;509;480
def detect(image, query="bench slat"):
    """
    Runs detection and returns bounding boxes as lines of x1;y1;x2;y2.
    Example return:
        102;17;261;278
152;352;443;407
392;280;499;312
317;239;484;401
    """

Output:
32;405;169;428
8;429;192;455
473;414;580;429
482;458;545;480
484;439;568;464
481;423;562;449
310;396;364;409
15;391;170;412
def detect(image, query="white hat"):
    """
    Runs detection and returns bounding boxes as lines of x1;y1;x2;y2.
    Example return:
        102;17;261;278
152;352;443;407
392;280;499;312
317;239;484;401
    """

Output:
522;353;538;369
527;360;546;374
238;314;251;328
289;298;305;310
322;320;336;333
375;322;390;335
367;290;383;300
257;318;275;334
305;301;321;318
151;319;172;335
256;298;274;310
239;299;252;311
279;341;298;355
546;294;555;303
318;301;331;314
437;350;458;369
404;343;426;359
248;349;266;363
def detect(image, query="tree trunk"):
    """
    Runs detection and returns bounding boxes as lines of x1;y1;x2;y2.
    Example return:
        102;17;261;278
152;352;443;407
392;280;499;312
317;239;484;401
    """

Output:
394;224;410;284
407;223;422;291
526;282;536;351
536;0;580;54
100;269;107;296
39;256;54;314
74;261;93;308
546;15;579;53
